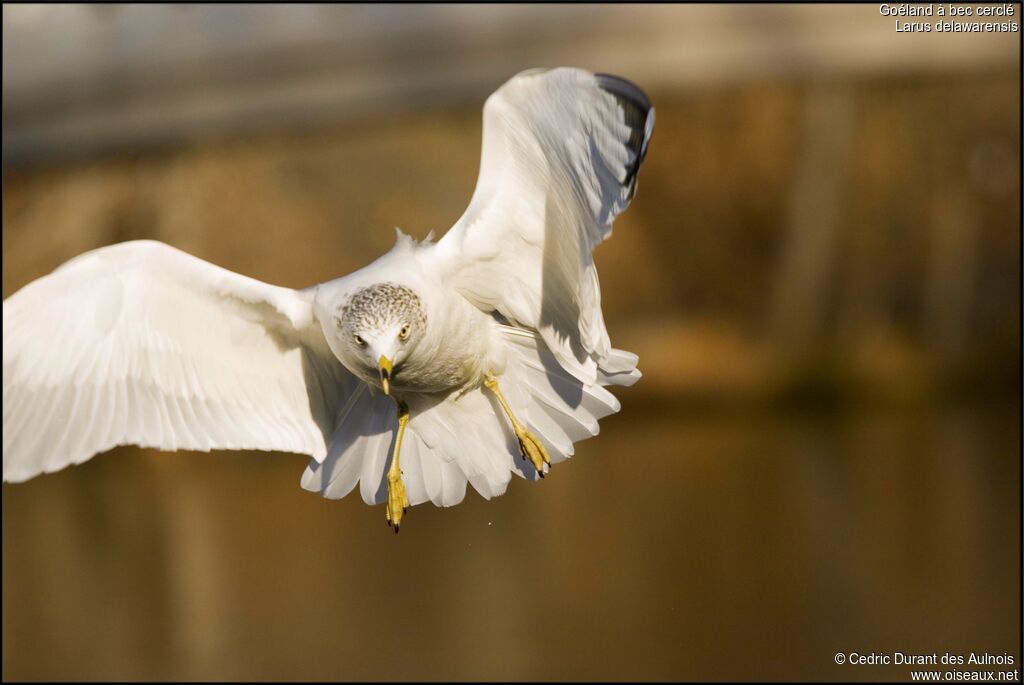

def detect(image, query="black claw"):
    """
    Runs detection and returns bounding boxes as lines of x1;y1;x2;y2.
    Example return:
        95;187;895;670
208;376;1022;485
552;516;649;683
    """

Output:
538;470;545;479
394;525;400;535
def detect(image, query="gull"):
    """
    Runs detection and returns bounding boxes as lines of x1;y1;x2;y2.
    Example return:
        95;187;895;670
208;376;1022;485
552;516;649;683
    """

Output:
2;67;654;531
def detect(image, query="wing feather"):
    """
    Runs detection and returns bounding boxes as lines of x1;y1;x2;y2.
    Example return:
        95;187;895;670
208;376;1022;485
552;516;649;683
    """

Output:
435;67;654;383
2;240;356;483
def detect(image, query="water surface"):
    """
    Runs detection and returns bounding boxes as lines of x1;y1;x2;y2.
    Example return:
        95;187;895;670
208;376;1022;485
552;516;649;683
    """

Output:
3;406;1019;680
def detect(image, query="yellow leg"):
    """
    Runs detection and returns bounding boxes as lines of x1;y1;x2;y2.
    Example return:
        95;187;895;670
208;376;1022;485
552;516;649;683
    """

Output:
483;374;551;477
386;399;411;532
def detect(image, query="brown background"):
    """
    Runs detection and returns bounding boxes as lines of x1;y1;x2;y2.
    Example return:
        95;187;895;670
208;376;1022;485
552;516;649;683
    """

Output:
3;5;1020;681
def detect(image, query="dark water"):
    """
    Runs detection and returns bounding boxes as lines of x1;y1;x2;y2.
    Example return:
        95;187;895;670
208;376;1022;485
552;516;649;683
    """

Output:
3;406;1019;681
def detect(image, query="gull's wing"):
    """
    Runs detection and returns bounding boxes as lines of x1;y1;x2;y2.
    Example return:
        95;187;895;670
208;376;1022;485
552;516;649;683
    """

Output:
434;67;654;383
3;240;356;483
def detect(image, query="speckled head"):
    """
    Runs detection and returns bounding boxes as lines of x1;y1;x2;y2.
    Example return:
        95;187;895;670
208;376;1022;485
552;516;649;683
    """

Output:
337;282;427;334
334;282;427;392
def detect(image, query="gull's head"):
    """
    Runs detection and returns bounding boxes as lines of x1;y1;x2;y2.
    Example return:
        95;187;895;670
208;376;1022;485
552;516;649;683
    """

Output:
339;282;426;394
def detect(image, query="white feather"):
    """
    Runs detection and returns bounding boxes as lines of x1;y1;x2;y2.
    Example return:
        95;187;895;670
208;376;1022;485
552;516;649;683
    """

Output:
3;240;354;483
434;67;655;384
301;323;638;499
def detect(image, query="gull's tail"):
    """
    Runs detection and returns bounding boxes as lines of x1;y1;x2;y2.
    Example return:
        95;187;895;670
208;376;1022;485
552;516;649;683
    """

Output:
299;326;639;507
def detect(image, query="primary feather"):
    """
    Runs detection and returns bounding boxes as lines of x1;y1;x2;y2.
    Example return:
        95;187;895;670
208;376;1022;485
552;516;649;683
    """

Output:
434;67;655;384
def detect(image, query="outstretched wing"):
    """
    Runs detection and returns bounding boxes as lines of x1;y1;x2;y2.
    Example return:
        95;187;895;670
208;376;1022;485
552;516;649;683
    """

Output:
434;67;654;383
3;240;356;483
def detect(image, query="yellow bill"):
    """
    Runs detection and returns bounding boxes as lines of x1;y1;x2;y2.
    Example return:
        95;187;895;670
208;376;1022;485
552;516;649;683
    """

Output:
378;355;393;395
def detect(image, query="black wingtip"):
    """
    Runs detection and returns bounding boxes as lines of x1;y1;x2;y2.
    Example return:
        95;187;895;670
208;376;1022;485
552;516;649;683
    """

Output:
595;73;655;194
595;73;652;114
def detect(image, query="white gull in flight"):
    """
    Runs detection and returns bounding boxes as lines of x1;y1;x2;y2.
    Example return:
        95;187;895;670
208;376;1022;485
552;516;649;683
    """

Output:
3;67;655;531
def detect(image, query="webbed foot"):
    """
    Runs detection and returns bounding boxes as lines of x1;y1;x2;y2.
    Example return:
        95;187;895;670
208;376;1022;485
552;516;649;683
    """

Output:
515;426;551;476
484;374;552;478
386;471;410;532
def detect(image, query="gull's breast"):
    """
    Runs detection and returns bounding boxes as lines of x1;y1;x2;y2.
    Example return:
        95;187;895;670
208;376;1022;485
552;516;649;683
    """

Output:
393;297;498;395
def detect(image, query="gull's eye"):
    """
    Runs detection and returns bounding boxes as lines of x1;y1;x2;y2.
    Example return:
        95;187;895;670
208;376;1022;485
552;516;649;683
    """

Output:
353;334;366;347
399;324;410;340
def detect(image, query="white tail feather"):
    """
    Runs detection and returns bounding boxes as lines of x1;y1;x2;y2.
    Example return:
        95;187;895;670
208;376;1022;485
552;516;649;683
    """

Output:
300;326;639;508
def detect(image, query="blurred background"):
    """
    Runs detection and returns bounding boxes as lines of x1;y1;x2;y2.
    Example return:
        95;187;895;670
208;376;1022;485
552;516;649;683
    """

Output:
2;4;1020;681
